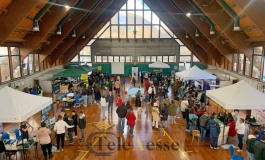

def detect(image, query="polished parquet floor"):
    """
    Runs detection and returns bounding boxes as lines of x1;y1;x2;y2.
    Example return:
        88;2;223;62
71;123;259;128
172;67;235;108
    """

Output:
3;80;247;160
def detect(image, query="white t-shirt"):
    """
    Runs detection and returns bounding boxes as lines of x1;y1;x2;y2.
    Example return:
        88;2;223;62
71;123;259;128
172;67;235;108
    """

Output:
181;100;189;112
235;122;245;135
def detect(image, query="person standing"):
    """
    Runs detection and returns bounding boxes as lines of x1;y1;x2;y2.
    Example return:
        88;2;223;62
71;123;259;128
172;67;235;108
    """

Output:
72;110;78;138
0;138;6;160
135;90;142;114
199;111;209;141
115;79;121;94
152;102;160;130
126;108;136;137
67;117;74;144
121;77;126;91
35;122;53;160
100;96;107;120
235;118;245;152
168;100;177;124
180;98;189;119
20;121;33;140
54;115;74;152
116;95;123;107
106;91;114;114
148;85;156;103
246;130;259;160
253;135;265;160
160;103;169;128
94;87;101;105
116;103;128;134
189;108;198;134
78;111;86;142
207;115;220;149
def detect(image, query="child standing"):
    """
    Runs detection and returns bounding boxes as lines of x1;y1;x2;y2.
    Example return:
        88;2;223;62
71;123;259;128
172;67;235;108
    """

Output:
168;100;177;124
160;103;169;128
152;102;160;130
126;108;136;137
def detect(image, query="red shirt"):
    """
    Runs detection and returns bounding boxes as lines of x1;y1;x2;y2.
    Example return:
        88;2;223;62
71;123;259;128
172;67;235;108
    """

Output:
144;81;150;88
228;121;237;137
116;98;122;107
126;112;136;126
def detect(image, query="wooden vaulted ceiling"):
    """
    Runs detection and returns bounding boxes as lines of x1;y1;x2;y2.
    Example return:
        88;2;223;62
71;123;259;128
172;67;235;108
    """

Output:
0;0;265;70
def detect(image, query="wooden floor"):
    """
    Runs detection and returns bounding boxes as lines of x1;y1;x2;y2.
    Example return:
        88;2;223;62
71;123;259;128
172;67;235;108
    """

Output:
4;80;247;160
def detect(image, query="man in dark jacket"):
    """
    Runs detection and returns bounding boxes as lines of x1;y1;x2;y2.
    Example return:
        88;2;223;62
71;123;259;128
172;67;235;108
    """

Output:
207;115;220;150
72;110;78;138
106;91;114;113
67;117;74;144
199;112;209;141
247;130;259;160
116;103;128;134
78;111;86;142
254;135;265;160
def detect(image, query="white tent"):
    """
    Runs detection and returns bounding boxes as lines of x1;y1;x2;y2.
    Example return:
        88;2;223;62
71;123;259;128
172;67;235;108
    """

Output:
206;80;265;110
149;61;170;68
0;86;52;123
175;65;216;80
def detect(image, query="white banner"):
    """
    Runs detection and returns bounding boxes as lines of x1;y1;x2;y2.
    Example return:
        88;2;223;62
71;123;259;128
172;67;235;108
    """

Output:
132;67;138;81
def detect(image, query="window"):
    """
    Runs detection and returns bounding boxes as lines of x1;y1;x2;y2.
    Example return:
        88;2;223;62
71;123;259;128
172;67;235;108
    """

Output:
12;56;21;79
232;53;238;72
144;11;151;24
0;47;8;56
108;56;113;62
96;56;102;63
139;56;145;62
111;13;118;24
28;54;34;75
80;46;91;55
180;46;191;55
157;56;162;61
102;56;108;62
22;57;29;76
114;56;119;62
238;54;244;75
163;56;168;62
0;56;10;82
175;39;184;45
151;56;156;62
180;56;191;62
146;56;150;62
126;56;131;62
119;11;126;24
119;26;127;38
120;56;125;62
11;47;19;55
168;56;175;62
34;54;39;72
245;56;250;76
80;56;91;63
193;55;199;62
179;62;191;71
152;25;159;38
252;55;262;79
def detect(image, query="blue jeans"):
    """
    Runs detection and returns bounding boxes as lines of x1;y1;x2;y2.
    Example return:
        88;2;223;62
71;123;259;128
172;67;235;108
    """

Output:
118;118;125;133
102;106;106;117
108;103;113;113
80;129;85;139
200;127;206;141
189;123;196;134
210;137;218;148
247;151;255;160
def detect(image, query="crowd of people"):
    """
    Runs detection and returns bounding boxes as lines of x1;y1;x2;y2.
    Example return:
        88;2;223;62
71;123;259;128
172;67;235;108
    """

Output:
2;70;265;160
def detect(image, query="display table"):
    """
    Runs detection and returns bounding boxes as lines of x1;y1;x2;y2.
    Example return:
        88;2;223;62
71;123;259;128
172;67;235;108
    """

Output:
214;118;230;146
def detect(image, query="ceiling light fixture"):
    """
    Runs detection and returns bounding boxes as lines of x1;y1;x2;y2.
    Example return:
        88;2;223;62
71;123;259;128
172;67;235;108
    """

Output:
186;12;191;17
82;34;86;39
185;32;189;38
65;5;70;9
72;30;76;37
56;27;62;35
210;26;215;35
32;20;40;31
195;29;199;37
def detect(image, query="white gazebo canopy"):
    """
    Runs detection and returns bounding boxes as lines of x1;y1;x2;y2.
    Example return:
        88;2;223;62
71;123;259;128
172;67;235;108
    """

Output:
175;65;216;80
149;61;170;68
206;80;265;110
0;86;52;123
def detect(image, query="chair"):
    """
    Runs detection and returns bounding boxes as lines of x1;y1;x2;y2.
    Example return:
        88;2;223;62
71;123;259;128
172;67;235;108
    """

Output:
229;145;244;160
1;132;10;140
13;129;22;141
191;130;200;144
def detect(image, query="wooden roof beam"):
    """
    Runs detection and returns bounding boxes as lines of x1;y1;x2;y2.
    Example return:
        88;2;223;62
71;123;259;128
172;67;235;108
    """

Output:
193;0;253;60
49;0;114;64
155;0;222;65
39;0;98;63
19;0;78;61
172;0;233;62
0;0;40;45
233;0;265;35
62;0;128;63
